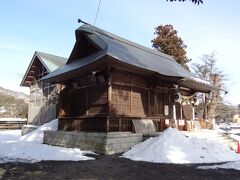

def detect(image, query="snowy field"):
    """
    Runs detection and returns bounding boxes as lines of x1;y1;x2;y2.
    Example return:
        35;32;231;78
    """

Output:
1;120;240;171
0;119;94;163
122;128;240;171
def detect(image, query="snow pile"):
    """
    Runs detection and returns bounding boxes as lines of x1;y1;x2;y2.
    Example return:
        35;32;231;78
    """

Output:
0;140;94;163
0;130;21;143
20;119;58;143
122;128;240;164
0;119;95;163
198;161;240;171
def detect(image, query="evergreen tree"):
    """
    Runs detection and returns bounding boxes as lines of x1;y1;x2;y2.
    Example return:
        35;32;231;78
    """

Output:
152;24;191;70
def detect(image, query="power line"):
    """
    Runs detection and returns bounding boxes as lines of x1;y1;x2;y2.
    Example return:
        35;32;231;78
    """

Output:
93;0;102;26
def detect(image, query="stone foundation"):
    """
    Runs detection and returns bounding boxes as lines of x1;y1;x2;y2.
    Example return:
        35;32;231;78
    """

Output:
143;132;163;141
43;131;143;155
21;125;39;135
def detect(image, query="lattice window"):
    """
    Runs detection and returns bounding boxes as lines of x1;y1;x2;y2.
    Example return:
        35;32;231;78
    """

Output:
131;88;148;116
111;86;131;115
156;92;164;115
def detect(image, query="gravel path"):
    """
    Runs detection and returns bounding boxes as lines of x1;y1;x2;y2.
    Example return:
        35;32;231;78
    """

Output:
0;155;239;180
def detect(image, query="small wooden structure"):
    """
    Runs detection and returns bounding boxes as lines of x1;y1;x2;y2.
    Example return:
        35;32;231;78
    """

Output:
20;51;67;125
0;118;27;129
41;25;212;132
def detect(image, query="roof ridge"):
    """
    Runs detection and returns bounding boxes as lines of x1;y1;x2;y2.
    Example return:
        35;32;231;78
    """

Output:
35;51;67;59
80;25;175;62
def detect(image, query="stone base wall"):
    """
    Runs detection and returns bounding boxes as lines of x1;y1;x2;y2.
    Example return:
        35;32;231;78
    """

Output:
44;131;143;155
143;132;163;141
21;125;39;135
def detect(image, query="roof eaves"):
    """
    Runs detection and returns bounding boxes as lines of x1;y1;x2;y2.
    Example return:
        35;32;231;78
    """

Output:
20;51;38;87
180;77;214;93
41;49;107;82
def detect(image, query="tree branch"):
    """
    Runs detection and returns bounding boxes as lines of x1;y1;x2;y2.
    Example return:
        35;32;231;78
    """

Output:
167;0;203;5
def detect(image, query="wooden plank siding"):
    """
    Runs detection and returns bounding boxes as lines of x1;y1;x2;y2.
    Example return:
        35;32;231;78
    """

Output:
110;70;175;119
58;83;108;118
58;68;193;132
59;117;107;131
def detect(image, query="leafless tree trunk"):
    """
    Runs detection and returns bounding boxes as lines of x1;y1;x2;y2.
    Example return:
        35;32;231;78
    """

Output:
207;74;220;128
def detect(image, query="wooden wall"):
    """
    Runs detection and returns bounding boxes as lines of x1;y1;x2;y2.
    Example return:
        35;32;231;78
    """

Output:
59;85;108;117
110;71;175;119
57;69;193;132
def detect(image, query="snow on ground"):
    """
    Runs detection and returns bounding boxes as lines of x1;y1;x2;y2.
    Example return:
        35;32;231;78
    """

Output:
0;119;94;163
198;161;240;171
20;119;58;144
230;134;240;141
122;128;240;164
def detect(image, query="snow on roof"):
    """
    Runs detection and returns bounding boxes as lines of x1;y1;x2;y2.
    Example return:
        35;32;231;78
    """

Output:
122;128;240;164
186;77;212;86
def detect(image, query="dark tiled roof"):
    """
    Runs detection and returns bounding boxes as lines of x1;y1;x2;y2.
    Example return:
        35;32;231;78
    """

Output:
42;25;212;92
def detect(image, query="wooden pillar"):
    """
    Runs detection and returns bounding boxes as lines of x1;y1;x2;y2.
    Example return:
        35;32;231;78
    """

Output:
107;64;112;132
173;105;176;121
108;81;112;115
86;89;89;116
130;87;132;115
106;117;110;132
148;90;151;116
119;118;121;131
180;105;183;120
192;107;195;121
130;79;133;115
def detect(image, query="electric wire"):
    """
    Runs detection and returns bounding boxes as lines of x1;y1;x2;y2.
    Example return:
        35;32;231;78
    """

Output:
93;0;102;26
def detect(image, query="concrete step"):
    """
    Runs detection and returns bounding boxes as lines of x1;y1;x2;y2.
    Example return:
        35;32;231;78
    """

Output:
183;130;239;152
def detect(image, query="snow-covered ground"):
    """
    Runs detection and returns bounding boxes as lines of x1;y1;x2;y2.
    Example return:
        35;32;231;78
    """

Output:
122;128;240;170
198;161;240;171
1;120;240;171
0;119;94;164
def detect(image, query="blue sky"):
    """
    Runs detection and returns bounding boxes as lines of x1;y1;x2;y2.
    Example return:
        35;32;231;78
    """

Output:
0;0;239;104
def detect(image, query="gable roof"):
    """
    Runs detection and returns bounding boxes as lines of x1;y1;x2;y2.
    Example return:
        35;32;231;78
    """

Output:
35;51;68;72
42;25;213;92
20;51;67;87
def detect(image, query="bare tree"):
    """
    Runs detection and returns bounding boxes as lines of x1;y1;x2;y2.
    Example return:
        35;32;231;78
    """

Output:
191;53;227;128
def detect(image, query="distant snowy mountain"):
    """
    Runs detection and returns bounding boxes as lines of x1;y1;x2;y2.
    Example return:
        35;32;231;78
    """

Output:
0;86;29;118
0;86;29;103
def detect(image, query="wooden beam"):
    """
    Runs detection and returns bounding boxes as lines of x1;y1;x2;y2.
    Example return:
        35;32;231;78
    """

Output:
27;76;35;79
25;80;32;84
113;82;150;90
